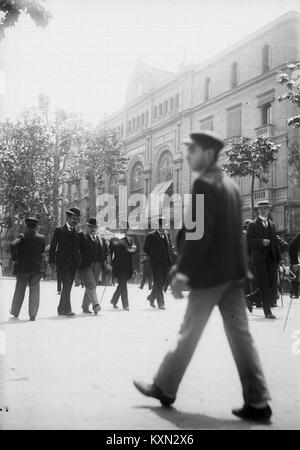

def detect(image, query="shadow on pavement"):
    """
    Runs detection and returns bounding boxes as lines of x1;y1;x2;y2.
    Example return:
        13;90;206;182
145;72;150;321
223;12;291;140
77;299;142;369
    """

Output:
136;405;258;430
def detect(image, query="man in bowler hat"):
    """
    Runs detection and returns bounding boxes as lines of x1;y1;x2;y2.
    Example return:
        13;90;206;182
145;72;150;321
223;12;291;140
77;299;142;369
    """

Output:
10;217;46;321
79;217;107;314
134;130;272;423
49;207;81;317
109;224;136;310
247;201;281;318
144;217;174;309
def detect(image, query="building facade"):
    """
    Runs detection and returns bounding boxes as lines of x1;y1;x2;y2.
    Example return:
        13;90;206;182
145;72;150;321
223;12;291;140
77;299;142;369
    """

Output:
68;11;300;268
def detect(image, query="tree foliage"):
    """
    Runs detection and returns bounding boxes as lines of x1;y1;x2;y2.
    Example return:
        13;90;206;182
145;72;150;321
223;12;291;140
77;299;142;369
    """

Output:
277;63;300;128
0;106;127;239
0;0;51;40
223;136;279;218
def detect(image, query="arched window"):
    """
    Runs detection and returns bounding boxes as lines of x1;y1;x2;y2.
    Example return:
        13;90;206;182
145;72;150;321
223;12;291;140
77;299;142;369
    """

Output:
131;163;144;194
262;44;271;73
169;97;174;111
175;94;179;108
137;116;140;130
141;113;144;128
231;62;238;88
128;120;131;134
153;106;158;119
158;152;173;183
145;111;149;126
159;103;163;116
132;118;136;132
204;77;211;101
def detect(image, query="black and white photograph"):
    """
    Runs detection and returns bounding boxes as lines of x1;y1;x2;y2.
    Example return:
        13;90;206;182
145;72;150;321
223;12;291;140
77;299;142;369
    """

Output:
0;0;300;434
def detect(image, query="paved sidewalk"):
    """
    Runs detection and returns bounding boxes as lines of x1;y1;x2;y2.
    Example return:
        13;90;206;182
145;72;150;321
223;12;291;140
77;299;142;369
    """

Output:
0;277;299;429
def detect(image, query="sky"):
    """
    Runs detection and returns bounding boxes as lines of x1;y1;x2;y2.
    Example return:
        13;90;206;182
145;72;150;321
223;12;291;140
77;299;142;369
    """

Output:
0;0;300;123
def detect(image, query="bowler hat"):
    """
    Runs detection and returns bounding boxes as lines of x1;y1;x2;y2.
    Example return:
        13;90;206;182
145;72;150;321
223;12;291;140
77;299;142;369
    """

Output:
87;217;98;226
66;207;81;217
256;200;272;209
25;217;39;226
183;130;224;152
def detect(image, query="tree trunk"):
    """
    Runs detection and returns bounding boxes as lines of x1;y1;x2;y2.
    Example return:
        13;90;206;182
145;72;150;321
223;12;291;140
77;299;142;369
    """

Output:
251;172;255;219
87;172;96;218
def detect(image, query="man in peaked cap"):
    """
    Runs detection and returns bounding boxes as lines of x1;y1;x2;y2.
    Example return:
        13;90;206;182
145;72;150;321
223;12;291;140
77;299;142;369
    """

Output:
79;217;107;314
49;207;81;317
134;130;272;423
247;200;281;318
10;216;46;321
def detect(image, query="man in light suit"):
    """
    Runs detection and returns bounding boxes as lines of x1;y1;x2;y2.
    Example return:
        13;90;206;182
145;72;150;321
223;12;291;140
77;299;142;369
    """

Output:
134;130;272;423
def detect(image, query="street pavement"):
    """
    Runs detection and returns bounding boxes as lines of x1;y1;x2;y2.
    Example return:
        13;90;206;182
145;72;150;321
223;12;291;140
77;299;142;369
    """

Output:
0;276;299;430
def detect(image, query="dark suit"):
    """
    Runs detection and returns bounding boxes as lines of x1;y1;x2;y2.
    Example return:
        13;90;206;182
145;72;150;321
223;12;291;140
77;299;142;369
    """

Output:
49;224;81;314
110;235;135;308
247;218;281;315
289;232;300;298
154;166;270;405
144;230;173;307
79;233;107;310
10;230;46;318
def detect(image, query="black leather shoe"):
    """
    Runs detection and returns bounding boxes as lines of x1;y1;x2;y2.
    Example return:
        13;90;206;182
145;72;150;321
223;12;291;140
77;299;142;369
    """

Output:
133;380;175;407
29;316;36;321
64;311;75;317
9;311;18;319
265;314;276;319
232;404;272;423
158;305;166;310
246;298;253;313
82;309;92;314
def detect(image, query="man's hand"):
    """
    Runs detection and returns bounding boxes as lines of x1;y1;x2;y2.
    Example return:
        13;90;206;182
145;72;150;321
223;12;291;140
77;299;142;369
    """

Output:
171;273;188;299
262;239;270;246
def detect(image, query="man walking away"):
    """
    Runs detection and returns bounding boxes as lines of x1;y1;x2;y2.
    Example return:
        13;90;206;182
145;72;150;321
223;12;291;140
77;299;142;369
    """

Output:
79;217;107;314
49;207;81;317
139;257;153;290
134;130;272;423
10;217;46;321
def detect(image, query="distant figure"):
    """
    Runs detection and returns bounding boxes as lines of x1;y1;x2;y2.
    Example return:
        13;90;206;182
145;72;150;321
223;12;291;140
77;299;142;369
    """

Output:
79;217;107;314
144;217;174;309
247;201;281;319
139;257;153;290
0;260;2;279
289;232;300;299
49;207;81;317
109;227;136;311
10;217;46;321
134;130;272;424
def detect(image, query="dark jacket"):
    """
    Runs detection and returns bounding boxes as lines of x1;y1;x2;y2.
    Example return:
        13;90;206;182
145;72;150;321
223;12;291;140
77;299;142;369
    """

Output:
177;165;247;288
144;230;174;267
49;224;81;268
11;230;46;274
79;233;107;270
110;235;135;280
289;232;300;265
247;218;281;265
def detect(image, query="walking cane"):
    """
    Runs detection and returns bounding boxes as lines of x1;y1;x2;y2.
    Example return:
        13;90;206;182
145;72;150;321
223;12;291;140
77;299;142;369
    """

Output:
283;296;293;331
99;284;108;306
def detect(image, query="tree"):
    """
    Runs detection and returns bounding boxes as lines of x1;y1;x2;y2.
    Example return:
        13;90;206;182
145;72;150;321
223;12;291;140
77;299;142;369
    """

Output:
67;127;128;217
223;136;279;218
277;63;300;128
0;0;51;40
0;108;87;239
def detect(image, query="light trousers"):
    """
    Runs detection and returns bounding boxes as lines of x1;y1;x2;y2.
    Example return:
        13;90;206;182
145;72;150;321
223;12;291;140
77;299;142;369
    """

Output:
154;280;271;405
81;262;102;310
